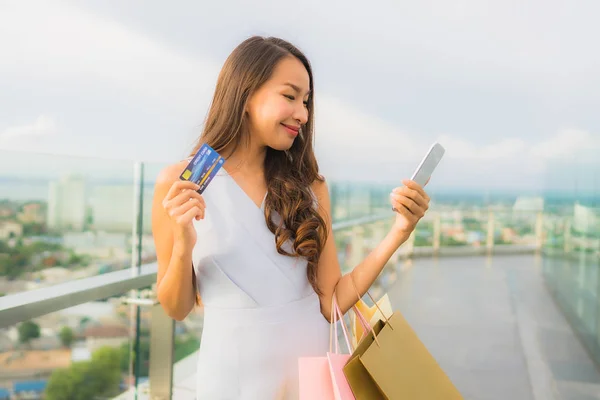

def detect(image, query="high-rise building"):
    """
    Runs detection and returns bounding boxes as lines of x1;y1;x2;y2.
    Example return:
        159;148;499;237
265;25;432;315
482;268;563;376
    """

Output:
90;184;153;233
47;175;87;232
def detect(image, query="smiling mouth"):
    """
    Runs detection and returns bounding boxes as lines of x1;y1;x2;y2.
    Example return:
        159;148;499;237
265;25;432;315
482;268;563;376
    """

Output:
281;123;300;136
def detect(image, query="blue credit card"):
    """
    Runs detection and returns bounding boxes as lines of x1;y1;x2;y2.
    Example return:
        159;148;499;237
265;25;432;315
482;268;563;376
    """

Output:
180;143;225;194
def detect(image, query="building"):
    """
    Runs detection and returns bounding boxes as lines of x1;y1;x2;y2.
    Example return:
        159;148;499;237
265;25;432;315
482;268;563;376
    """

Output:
573;202;599;235
83;324;129;354
89;184;153;233
0;349;71;389
0;221;23;240
13;380;47;399
513;196;544;212
17;203;45;224
47;175;87;232
62;231;129;260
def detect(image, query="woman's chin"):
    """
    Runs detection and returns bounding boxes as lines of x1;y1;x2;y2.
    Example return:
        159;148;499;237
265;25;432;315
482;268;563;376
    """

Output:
267;139;295;152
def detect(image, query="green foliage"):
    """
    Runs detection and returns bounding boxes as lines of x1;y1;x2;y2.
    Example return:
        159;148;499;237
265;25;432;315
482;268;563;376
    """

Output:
440;236;467;247
174;335;200;362
45;346;122;400
18;321;40;345
0;237;89;279
59;326;74;348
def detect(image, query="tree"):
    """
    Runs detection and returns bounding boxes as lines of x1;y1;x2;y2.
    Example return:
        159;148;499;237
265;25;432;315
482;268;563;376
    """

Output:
59;326;74;348
79;316;91;327
44;362;88;400
119;339;150;377
18;321;40;347
45;346;122;400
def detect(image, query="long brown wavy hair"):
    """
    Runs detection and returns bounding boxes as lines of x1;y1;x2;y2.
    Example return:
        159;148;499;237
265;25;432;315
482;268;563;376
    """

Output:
189;36;328;303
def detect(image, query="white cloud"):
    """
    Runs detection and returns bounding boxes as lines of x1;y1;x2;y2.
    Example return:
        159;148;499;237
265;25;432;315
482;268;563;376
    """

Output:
435;135;527;160
0;1;596;191
316;116;598;185
530;129;599;160
315;95;420;161
435;128;598;163
0;1;220;116
0;115;57;141
306;0;599;91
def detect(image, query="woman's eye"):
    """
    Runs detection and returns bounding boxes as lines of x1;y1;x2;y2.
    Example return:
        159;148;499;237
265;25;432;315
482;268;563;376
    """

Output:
303;100;309;107
284;94;295;100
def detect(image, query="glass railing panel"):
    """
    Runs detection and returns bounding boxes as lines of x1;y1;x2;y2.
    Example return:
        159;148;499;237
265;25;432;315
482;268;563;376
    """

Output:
0;288;152;399
542;205;600;363
0;150;138;295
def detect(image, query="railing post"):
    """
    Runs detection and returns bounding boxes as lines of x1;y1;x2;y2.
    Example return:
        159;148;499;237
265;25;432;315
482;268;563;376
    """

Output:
486;210;495;254
149;302;175;399
373;220;387;243
535;212;544;251
129;161;144;393
348;226;365;268
564;218;572;254
433;213;441;256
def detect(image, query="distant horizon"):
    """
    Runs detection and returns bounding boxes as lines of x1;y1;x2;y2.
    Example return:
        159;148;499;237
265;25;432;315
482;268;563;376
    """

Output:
0;175;596;201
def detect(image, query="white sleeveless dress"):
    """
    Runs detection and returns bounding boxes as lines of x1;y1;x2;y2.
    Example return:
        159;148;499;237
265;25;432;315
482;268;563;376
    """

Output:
190;167;330;399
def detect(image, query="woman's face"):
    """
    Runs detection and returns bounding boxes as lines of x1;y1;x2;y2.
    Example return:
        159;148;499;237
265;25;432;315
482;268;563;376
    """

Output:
246;56;310;151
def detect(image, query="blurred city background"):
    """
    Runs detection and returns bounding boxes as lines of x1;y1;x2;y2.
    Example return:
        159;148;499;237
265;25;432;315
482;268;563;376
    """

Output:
1;1;599;399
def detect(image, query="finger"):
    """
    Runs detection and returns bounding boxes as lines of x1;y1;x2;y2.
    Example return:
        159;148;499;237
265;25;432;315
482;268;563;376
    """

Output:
180;206;202;224
391;194;423;217
166;180;200;201
401;179;428;198
404;180;430;205
392;200;416;221
393;186;427;210
176;189;205;207
169;189;206;209
403;179;431;203
169;198;204;219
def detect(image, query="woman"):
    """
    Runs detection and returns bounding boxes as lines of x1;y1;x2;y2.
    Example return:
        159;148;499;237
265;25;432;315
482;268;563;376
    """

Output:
151;36;430;399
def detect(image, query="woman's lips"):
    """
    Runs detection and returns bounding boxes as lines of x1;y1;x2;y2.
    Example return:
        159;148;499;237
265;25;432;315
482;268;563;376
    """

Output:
281;123;300;136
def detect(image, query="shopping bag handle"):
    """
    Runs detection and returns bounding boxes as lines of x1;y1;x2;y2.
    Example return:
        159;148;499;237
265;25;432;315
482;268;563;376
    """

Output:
344;279;383;347
350;295;382;347
350;271;394;330
330;291;354;354
334;294;353;353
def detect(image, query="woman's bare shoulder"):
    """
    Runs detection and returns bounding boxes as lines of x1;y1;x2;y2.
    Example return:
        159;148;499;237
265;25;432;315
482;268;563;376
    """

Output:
310;174;328;198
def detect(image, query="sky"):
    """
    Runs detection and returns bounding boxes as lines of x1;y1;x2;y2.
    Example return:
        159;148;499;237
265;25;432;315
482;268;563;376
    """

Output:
0;0;599;193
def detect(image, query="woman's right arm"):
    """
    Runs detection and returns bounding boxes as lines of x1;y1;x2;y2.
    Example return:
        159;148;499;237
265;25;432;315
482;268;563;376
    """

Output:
151;163;206;321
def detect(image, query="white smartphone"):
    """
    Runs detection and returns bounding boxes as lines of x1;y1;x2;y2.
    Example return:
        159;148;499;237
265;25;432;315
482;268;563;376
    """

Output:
410;142;445;186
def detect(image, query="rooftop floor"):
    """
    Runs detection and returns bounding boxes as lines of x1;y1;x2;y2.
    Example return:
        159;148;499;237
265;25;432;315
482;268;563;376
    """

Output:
126;254;600;399
392;254;600;400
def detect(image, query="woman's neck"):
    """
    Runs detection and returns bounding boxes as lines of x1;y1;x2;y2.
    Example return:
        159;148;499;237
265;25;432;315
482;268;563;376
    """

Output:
224;140;266;176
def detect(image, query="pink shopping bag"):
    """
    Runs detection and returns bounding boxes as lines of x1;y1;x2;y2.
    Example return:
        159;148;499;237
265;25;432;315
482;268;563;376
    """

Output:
328;297;355;400
298;293;357;400
298;356;335;400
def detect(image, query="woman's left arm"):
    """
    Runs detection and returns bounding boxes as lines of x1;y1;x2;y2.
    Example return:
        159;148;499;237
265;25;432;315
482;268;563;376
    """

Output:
313;177;430;321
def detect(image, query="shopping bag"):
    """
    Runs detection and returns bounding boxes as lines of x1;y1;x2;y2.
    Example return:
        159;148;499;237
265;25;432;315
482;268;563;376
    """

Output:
298;356;334;400
351;293;393;348
343;275;464;400
328;296;355;400
299;293;355;400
